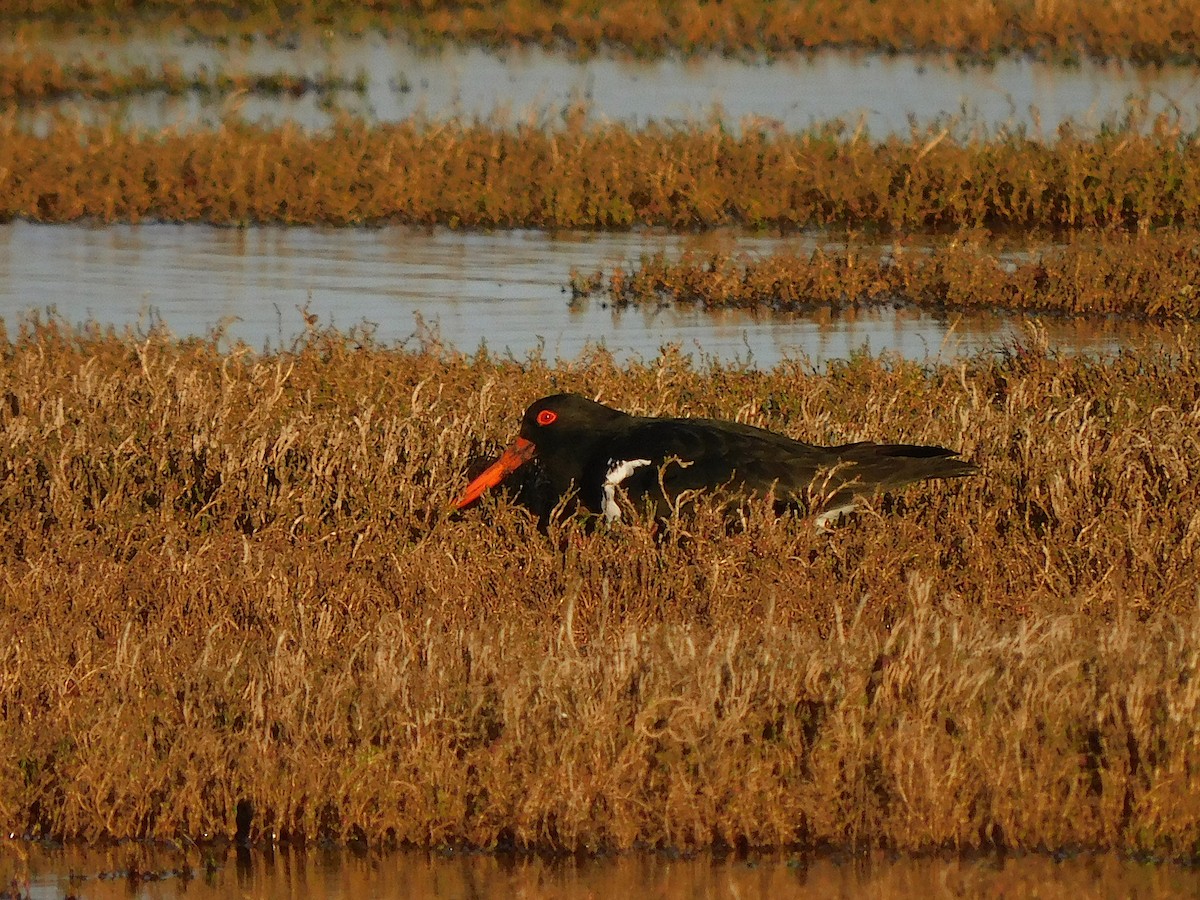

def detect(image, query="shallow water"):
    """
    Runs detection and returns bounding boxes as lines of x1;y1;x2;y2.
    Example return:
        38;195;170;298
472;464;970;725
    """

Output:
0;222;1143;368
5;843;1199;899
8;32;1200;136
2;33;1185;366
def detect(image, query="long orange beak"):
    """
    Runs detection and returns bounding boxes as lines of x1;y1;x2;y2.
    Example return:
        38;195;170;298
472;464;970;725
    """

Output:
454;437;538;509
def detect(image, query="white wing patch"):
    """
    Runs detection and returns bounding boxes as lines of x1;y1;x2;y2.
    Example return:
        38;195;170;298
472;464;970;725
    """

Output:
813;501;857;533
602;458;652;523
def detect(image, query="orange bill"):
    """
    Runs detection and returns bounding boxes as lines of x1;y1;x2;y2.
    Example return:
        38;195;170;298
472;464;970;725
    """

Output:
454;437;538;509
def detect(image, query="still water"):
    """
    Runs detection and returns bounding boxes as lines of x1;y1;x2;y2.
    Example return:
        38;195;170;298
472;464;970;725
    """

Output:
0;222;1138;368
6;843;1199;900
7;32;1200;136
3;31;1188;366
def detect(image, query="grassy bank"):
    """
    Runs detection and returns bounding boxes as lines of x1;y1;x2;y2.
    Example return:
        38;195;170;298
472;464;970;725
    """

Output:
2;117;1198;231
0;321;1198;853
6;0;1200;65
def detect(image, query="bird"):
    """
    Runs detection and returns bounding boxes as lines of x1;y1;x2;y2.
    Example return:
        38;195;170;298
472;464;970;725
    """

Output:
454;393;978;528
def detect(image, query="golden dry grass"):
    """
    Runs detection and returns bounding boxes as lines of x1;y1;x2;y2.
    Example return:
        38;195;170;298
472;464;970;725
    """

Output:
2;116;1200;230
7;0;1200;65
573;231;1200;319
1;319;1198;854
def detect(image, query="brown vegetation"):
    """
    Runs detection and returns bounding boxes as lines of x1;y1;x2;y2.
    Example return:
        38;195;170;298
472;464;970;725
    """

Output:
572;232;1200;320
2;116;1199;231
0;50;366;104
6;0;1200;65
1;319;1198;853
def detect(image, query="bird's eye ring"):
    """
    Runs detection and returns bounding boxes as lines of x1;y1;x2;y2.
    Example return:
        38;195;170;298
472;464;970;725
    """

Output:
536;410;558;426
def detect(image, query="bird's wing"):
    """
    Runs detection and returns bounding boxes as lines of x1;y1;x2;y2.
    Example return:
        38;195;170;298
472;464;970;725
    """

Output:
602;418;836;500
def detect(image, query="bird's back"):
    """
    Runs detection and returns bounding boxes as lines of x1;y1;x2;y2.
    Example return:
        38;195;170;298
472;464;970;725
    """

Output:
589;414;975;513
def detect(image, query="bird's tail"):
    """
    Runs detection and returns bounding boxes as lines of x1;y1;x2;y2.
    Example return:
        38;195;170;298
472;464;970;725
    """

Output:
832;441;979;490
874;444;978;479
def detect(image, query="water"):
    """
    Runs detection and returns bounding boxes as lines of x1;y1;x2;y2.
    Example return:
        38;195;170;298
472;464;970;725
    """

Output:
2;32;1189;365
7;32;1200;136
6;843;1199;899
0;34;1185;364
0;222;1139;368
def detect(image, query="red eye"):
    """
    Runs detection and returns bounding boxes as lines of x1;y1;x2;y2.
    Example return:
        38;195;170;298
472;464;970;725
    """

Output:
536;409;557;426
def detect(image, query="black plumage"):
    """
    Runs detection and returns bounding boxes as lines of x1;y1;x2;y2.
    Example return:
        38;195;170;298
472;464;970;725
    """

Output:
456;393;978;526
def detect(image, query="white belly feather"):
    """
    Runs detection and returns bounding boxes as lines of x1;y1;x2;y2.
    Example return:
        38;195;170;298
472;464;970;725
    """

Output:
601;458;652;523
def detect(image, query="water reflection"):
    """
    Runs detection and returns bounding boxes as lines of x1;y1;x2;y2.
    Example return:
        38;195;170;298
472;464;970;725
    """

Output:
6;842;1200;900
0;222;1140;369
6;32;1200;136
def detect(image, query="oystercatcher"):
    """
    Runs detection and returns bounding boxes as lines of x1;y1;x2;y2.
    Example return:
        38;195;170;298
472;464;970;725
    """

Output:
455;393;978;528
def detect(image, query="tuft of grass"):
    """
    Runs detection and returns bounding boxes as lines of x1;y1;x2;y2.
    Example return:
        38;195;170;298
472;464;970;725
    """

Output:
0;318;1198;853
0;50;365;105
573;232;1200;320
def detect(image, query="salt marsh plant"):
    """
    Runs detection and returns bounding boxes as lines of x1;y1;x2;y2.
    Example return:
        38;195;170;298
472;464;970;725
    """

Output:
3;116;1199;231
574;233;1200;319
7;0;1200;65
0;320;1198;853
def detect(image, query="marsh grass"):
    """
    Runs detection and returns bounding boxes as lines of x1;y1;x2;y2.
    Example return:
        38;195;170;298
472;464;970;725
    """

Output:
0;50;366;104
574;232;1200;319
3;116;1200;230
1;319;1198;853
7;1;1200;65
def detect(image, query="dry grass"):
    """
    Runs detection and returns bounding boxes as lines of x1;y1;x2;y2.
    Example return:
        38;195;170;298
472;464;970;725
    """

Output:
7;0;1200;64
3;115;1200;230
0;50;366;104
1;318;1199;854
572;231;1200;319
